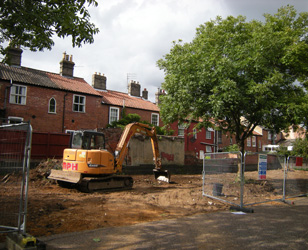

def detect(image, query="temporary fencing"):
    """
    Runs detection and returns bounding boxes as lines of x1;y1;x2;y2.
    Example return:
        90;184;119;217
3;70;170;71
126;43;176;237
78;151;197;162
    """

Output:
202;151;244;207
243;152;286;206
0;122;32;234
202;151;308;209
284;156;308;199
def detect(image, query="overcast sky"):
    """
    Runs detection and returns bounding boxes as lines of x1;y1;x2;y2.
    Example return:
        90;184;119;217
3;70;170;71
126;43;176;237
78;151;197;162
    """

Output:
21;0;308;102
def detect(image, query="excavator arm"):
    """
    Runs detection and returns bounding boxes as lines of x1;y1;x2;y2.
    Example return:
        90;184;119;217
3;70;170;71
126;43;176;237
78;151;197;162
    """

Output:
114;122;170;182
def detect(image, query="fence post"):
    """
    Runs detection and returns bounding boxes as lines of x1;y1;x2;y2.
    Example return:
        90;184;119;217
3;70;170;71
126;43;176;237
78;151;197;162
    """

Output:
282;156;289;202
240;151;246;209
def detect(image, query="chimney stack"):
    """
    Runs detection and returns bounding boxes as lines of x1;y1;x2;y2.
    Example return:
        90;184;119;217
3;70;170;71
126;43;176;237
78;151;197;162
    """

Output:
142;88;148;100
155;88;165;105
6;45;23;67
60;52;75;77
128;80;141;97
92;72;107;90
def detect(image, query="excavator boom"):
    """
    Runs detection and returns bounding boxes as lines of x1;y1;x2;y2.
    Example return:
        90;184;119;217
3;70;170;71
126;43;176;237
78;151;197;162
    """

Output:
114;123;170;182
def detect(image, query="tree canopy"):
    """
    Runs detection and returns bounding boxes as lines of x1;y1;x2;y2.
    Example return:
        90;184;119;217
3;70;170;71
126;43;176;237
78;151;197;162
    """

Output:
0;0;99;61
157;5;308;152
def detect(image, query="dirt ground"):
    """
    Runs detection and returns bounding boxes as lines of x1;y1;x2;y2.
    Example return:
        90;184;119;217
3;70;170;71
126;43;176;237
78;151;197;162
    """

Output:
1;160;307;242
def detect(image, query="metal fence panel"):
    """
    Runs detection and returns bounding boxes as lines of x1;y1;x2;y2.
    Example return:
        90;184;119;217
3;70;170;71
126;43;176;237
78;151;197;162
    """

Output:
284;156;308;198
0;122;32;234
202;152;243;207
243;153;286;206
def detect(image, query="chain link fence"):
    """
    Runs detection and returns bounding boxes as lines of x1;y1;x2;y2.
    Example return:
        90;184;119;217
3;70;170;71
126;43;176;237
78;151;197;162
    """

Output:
203;151;308;209
0;122;32;234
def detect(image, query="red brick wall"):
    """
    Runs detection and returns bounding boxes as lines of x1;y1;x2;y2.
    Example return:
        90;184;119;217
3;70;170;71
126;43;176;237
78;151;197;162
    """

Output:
2;82;105;132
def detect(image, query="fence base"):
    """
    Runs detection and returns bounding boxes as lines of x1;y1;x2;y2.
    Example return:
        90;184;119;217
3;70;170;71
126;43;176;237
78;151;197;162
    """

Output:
5;232;45;250
230;205;254;213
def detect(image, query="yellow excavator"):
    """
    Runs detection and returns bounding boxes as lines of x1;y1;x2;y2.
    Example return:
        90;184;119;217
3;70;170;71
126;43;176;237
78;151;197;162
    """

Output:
48;122;170;192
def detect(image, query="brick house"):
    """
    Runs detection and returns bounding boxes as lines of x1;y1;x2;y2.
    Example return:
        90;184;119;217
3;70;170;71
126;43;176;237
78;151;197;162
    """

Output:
169;119;216;158
0;47;162;133
92;74;162;127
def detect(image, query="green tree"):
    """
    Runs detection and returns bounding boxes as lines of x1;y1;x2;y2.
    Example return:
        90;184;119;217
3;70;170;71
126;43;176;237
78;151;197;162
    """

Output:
107;113;173;136
0;0;99;61
157;6;308;159
291;138;308;158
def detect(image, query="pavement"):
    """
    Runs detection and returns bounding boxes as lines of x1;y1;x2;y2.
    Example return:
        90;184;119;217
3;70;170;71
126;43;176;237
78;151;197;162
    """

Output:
2;197;308;250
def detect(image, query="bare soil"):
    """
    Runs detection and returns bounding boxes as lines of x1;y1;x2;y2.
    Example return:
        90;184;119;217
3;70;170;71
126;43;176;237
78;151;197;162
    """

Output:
1;160;307;242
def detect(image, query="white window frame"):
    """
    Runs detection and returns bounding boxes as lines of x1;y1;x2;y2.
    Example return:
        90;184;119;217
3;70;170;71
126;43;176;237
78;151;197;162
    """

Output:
151;113;159;126
8;116;24;124
259;140;262;149
10;84;27;105
109;107;119;124
206;146;212;153
178;124;185;137
73;94;86;113
247;137;251;147
252;136;256;147
206;129;211;140
48;97;57;114
268;131;272;140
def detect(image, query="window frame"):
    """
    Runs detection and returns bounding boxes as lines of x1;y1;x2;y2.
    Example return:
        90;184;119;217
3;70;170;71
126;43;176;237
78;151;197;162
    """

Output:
193;128;197;139
151;113;159;126
252;136;256;147
206;129;211;140
178;123;185;137
9;84;27;105
109;107;119;124
206;145;212;153
247;137;252;147
48;97;57;114
73;94;86;113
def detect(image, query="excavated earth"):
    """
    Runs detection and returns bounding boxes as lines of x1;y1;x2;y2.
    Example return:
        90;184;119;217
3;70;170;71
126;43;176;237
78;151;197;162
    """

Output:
1;159;307;242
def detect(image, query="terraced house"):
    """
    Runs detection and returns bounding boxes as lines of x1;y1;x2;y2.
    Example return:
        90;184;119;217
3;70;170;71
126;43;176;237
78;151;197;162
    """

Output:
0;47;161;133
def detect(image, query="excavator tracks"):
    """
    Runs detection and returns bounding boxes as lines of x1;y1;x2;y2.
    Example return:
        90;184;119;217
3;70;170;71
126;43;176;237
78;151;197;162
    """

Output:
78;175;134;193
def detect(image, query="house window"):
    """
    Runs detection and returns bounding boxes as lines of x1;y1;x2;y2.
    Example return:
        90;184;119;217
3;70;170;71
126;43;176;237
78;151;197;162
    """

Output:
178;124;185;137
73;95;85;112
217;130;222;144
252;136;256;147
48;98;56;114
8;116;23;124
268;131;272;140
206;129;211;139
109;107;119;124
247;137;251;147
10;85;27;105
193;128;197;139
206;146;212;153
259;140;262;149
151;113;159;126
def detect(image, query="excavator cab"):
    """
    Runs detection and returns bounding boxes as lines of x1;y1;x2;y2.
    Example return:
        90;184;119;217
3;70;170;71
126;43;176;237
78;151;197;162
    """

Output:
70;131;105;150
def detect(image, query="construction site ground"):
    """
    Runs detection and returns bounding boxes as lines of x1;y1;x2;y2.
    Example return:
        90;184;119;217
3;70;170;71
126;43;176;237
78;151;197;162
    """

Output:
1;160;307;244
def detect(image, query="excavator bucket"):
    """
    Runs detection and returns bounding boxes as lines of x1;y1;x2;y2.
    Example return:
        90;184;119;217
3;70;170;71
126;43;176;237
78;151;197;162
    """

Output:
48;169;82;184
153;169;171;183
